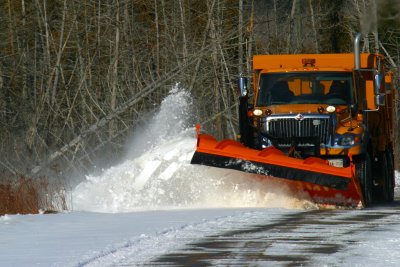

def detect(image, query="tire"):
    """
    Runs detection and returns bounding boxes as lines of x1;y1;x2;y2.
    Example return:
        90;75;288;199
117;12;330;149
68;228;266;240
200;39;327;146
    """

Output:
383;150;395;202
356;153;373;207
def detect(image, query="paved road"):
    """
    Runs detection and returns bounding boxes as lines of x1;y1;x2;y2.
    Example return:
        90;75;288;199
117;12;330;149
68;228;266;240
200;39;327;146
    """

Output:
147;201;400;266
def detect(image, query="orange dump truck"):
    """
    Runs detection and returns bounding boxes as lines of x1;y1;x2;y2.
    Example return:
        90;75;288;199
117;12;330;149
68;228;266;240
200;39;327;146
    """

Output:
191;33;396;207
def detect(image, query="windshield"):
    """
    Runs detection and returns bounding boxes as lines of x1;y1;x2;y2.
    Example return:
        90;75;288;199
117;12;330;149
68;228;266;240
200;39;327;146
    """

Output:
257;72;354;106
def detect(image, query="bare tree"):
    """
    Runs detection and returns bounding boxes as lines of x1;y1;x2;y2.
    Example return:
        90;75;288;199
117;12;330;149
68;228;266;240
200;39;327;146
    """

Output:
0;0;399;182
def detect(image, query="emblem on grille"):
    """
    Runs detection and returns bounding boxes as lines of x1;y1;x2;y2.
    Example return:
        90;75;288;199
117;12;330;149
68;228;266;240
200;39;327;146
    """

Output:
313;119;321;126
295;113;304;121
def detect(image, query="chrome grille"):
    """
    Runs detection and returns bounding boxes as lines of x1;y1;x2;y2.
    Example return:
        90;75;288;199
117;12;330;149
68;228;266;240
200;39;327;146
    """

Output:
266;114;331;146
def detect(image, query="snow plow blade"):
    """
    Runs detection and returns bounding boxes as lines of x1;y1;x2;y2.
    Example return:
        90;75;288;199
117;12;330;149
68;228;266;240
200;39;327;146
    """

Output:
191;134;363;208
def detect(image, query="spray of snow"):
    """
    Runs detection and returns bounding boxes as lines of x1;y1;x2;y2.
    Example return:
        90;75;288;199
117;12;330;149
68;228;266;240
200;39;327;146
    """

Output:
395;171;400;197
72;85;317;212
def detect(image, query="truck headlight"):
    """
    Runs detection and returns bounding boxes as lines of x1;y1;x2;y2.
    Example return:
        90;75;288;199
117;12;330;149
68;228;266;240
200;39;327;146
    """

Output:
334;133;361;146
253;109;263;116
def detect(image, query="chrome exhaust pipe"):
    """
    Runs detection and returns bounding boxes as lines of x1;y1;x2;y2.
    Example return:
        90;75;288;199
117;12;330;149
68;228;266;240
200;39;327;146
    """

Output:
354;33;363;70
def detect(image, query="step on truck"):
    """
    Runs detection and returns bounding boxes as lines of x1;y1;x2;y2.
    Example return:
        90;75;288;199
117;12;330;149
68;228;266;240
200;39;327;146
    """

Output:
191;33;397;208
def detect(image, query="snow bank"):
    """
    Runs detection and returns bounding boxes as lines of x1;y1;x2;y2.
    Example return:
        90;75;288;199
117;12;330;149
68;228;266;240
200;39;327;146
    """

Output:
72;85;313;212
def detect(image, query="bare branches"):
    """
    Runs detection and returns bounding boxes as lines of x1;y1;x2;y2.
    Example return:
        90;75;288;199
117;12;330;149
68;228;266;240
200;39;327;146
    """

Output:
31;62;187;175
0;1;399;181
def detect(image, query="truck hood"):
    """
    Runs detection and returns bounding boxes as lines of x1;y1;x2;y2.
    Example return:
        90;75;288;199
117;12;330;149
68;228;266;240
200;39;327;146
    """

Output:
261;104;346;114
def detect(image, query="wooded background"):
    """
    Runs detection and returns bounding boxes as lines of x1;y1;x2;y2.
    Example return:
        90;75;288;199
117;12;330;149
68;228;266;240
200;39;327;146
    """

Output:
0;0;399;183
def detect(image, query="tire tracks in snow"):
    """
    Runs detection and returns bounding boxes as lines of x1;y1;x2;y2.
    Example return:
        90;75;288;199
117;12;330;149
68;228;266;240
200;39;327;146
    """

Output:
149;202;400;266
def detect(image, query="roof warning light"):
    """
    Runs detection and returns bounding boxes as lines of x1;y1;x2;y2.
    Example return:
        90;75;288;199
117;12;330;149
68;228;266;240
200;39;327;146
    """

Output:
302;58;316;67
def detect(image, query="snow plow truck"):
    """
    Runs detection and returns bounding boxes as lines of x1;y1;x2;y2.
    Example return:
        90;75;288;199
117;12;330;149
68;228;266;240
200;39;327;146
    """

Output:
191;33;397;208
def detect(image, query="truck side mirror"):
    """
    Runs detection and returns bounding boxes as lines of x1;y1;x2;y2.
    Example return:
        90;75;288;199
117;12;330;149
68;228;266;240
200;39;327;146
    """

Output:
375;94;385;106
374;73;383;94
238;76;248;98
374;73;385;106
366;79;385;109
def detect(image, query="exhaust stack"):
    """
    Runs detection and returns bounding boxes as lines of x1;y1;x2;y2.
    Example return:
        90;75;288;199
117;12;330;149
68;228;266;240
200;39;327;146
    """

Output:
354;33;363;70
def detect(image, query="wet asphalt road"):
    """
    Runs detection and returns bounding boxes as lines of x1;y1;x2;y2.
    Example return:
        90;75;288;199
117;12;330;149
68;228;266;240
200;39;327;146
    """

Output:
144;201;400;266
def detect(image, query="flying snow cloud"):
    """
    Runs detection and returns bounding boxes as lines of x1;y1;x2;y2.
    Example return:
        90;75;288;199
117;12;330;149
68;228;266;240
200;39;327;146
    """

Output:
72;85;315;212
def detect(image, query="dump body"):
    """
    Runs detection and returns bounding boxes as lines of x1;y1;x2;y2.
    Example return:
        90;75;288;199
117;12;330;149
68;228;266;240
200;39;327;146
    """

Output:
191;35;396;207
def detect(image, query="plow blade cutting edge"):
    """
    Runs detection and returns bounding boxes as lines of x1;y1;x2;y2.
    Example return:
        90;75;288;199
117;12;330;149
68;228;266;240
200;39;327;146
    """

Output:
191;134;364;208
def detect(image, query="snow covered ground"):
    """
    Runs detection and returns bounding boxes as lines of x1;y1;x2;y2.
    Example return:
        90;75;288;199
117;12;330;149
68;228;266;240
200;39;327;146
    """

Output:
2;204;400;266
2;87;400;266
0;208;269;266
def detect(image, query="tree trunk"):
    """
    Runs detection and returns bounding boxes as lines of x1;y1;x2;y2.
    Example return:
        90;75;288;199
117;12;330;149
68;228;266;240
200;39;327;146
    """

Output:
287;0;297;53
154;0;160;76
110;0;120;137
238;0;243;75
179;0;188;66
309;0;319;53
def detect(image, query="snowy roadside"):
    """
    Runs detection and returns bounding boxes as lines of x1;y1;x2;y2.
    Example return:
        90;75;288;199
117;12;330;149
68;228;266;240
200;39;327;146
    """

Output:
2;206;399;266
0;208;296;267
74;208;294;267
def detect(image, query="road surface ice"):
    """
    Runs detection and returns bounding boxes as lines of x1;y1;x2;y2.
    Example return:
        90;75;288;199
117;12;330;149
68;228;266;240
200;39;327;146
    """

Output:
1;87;400;266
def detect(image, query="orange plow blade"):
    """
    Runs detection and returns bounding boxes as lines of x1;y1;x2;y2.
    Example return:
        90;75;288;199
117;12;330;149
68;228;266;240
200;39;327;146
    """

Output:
191;134;364;208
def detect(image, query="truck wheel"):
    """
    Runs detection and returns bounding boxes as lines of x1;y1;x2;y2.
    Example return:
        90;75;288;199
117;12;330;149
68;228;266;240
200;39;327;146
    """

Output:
383;151;395;202
356;154;373;207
